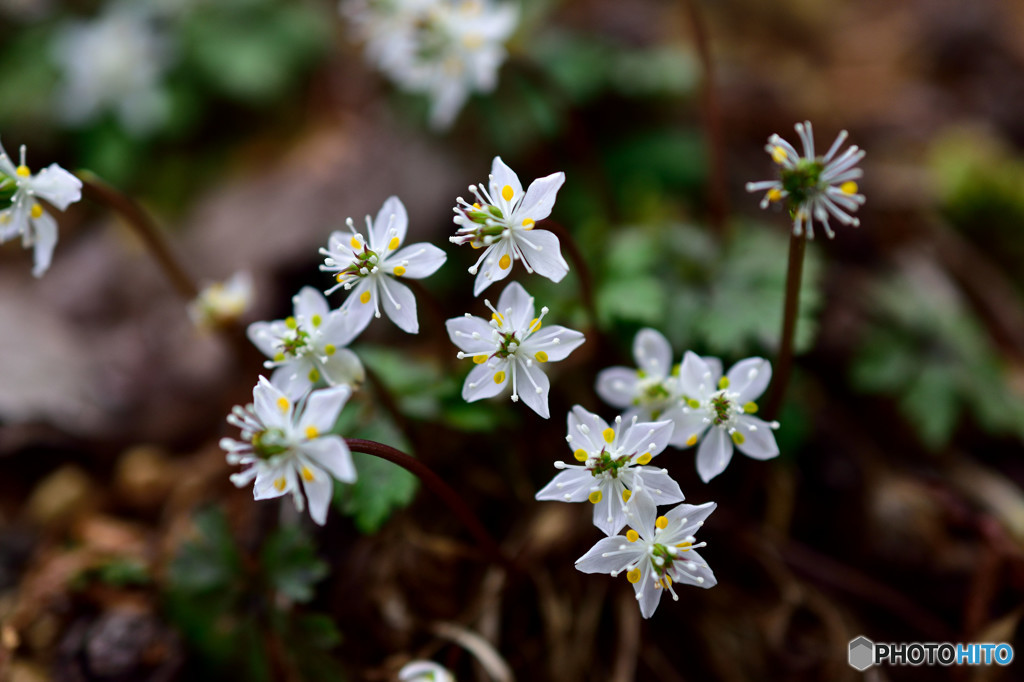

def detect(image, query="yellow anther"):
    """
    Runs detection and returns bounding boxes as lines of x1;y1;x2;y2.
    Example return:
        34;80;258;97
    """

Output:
15;165;29;177
30;204;43;219
324;344;337;356
350;236;361;250
522;218;534;229
276;397;290;413
588;490;602;504
743;402;758;414
462;33;483;49
389;237;400;250
305;426;319;439
360;291;371;304
676;541;692;551
274;477;287;491
686;434;698;447
573;448;588;462
491;312;503;323
273;353;285;362
767;188;783;202
626;529;639;542
841;181;859;195
602;428;615;444
393;265;406;276
731;431;746;445
529;317;542;332
311;314;322;327
285;316;297;330
687;398;701;409
301;466;315;482
671;364;681;377
771;146;788;163
336;273;344;282
622;489;632;502
501;185;514;201
498;254;511;270
534;351;548;363
655;516;668;530
308;368;320;382
636;453;652;465
718;376;730;389
626;568;641;584
493;371;506;384
473;202;481;209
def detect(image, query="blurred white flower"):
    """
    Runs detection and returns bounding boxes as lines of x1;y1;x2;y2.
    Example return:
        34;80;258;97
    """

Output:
399;660;455;682
595;328;686;424
320;195;447;336
535;405;683;536
575;494;717;619
188;271;254;330
0;141;82;277
344;0;518;130
746;121;865;239
221;377;356;526
665;352;779;482
248;287;365;400
446;281;584;418
451;156;568;296
52;2;174;135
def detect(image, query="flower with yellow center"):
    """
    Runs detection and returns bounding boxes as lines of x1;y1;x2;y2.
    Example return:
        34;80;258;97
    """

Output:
221;377;356;526
575;495;717;619
0;141;81;277
188;271;254;331
746;121;866;239
446;281;584;418
321;195;447;336
535;405;683;536
451;156;569;296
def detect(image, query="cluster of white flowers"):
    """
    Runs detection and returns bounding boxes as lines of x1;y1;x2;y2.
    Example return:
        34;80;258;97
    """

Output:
343;0;518;130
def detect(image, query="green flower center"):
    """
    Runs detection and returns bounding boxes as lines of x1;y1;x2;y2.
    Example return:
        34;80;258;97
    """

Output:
589;450;631;478
710;392;735;426
780;158;825;207
251;428;290;459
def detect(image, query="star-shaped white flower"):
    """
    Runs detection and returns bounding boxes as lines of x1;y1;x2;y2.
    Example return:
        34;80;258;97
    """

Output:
575;495;717;619
220;377;356;526
594;327;692;425
746;121;865;239
451;156;568;296
664;352;780;482
321;195;447;336
445;281;584;418
535;405;683;536
188;270;254;331
399;660;455;682
0;142;82;277
248;286;365;400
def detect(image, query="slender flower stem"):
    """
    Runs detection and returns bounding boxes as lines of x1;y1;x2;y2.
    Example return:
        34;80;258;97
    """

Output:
345;438;511;568
78;171;199;300
681;0;729;239
764;231;806;419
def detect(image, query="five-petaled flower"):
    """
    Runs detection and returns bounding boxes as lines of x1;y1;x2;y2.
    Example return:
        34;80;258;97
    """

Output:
0;141;82;277
220;377;356;526
535;405;684;536
746;121;865;239
666;352;780;482
575;495;717;619
321;195;447;336
446;281;584;418
248;286;365;399
595;328;687;428
451;156;568;296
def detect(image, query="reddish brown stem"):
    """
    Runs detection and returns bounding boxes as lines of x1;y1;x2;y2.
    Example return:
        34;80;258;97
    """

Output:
764;231;806;419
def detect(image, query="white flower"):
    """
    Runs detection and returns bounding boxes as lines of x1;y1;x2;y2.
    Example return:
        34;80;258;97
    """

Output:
345;0;518;130
248;286;365;400
575;495;717;619
0;141;82;277
445;281;584;418
451;156;568;296
665;352;779;483
399;661;455;682
535;405;683;536
321;195;447;336
595;328;689;423
746;121;865;239
220;377;356;526
188;271;254;330
52;2;173;135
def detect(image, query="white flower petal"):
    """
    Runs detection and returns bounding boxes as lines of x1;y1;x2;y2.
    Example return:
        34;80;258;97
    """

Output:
254;376;292;427
462;360;509;402
494;280;534;329
592;480;627;536
575;536;642;575
254;464;294;501
726;357;772;403
678;351;715;399
299;462;334;525
661;404;710;449
515;358;550;418
303;437;357;483
246;320;287;358
633;328;673;379
446;314;495;354
473;240;514;296
567;405;609;453
293;286;330;323
535;468;593;503
622;419;674;457
672;548;717;589
515;171;564;222
378;276;419;333
734;415;780;460
696;427;733;482
388;242;446;279
635;563;664;619
632;468;684;506
29;211;58;277
519;325;585;362
337;280;377;336
371;195;408;251
489;156;523;213
30;164;82;210
595;367;639;409
320;309;364;349
300;385;351;435
515;228;568;283
270;362;315;401
319;348;365;388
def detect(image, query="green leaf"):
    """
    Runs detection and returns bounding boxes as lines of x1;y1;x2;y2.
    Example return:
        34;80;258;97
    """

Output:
339;451;418;534
261;526;328;603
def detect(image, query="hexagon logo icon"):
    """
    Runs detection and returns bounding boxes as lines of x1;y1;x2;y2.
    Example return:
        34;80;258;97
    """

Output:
849;636;874;671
